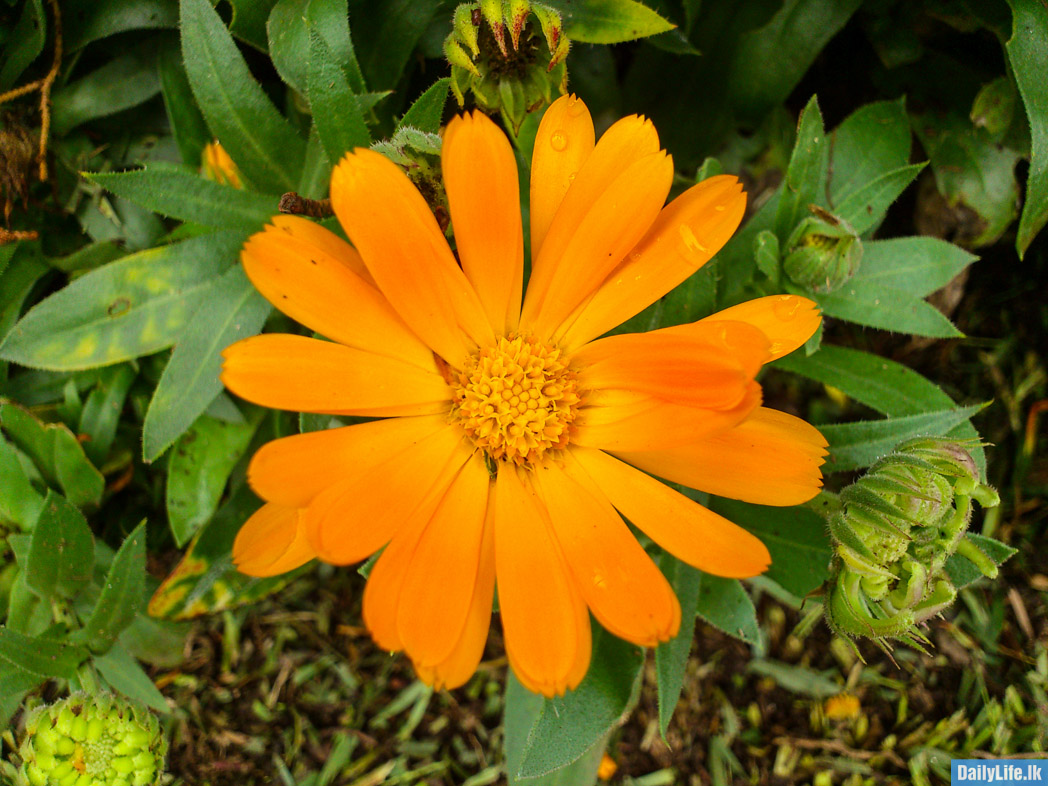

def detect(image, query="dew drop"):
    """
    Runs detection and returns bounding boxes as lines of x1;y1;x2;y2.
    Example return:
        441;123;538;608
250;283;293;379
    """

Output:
678;225;707;254
772;295;801;320
567;171;577;183
550;131;568;151
714;204;726;212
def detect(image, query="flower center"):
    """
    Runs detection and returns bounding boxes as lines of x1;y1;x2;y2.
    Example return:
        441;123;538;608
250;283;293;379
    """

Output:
452;335;580;466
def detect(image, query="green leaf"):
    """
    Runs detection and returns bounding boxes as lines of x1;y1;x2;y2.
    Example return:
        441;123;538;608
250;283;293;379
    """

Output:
835;163;925;234
25;492;95;601
158;39;212;167
814;287;964;338
748;659;841;698
142;264;271;461
308;28;371;164
944;533;1017;589
542;0;675;44
0;246;50;383
0;231;245;371
398;78;450;135
825;98;913;206
180;0;306;192
88;165;278;229
727;0;861;121
77;364;137;465
775;344;958;417
517;626;643;778
0;628;87;679
50;42;163;136
774;96;827;240
708;499;832;597
0;434;46;529
1006;0;1048;257
504;672;608;786
695;575;759;645
63;0;179;50
911;108;1022;248
74;522;147;654
0;0;45;90
655;553;701;737
0;663;42;729
347;0;441;89
268;0;365;94
0;400;105;508
148;484;301;619
166;412;261;546
298;125;334;199
227;0;280;51
93;643;170;714
848;237;975;296
819;403;987;473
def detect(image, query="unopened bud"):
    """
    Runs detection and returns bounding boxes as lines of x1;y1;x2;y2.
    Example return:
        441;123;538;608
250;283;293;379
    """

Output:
443;0;570;132
783;213;862;293
200;140;242;189
825;438;1001;649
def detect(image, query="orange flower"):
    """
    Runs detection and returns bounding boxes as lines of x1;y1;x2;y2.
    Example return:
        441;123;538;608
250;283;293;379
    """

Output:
222;95;827;697
201;140;242;189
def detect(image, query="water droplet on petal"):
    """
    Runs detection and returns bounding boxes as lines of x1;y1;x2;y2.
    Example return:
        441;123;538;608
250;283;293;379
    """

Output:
550;131;568;151
714;204;726;211
772;295;801;320
567;171;576;183
678;224;707;254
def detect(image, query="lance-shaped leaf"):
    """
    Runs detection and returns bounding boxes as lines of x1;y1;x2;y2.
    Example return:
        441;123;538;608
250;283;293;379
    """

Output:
308;28;370;164
88;165;279;229
0;628;87;680
542;0;674;44
180;0;306;192
74;522;147;654
775;96;827;240
655;552;701;737
25;492;95;601
0;231;246;371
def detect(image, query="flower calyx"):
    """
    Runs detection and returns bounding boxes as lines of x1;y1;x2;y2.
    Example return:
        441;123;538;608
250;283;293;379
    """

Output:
783;207;863;293
824;437;1001;651
444;0;570;132
17;692;167;786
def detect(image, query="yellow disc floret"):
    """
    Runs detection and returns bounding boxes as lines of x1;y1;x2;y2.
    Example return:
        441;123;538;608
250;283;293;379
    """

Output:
452;335;579;465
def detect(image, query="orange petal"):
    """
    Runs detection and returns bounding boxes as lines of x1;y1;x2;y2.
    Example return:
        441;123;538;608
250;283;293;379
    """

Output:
616;407;828;506
555;176;747;350
530;94;595;261
248;415;448;508
526;151;674;338
398;452;492;668
221;334;451;416
267;214;373;284
571;448;771;578
573;381;761;452
572;322;770;409
304;423;470;565
413;497;495;690
523;114;668;336
494;463;591;697
233;502;314;577
532;455;680;648
330;148;493;367
242;222;434;369
698;295;821;362
443;111;524;335
360;448;474;653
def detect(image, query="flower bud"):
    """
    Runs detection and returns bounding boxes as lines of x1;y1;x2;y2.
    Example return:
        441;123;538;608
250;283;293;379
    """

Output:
200;140;242;189
825;438;1000;649
444;1;570;132
783;213;862;293
17;693;167;786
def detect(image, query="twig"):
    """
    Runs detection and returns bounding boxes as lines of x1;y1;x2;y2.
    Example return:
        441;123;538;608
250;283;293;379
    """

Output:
37;0;62;181
772;736;907;768
0;227;39;244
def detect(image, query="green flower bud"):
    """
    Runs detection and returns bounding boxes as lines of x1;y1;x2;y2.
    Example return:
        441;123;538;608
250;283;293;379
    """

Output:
443;0;570;132
783;212;862;293
825;438;1001;650
16;693;167;786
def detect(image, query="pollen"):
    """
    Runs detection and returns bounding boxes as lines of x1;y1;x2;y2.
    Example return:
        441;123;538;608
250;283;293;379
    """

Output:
452;335;580;465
